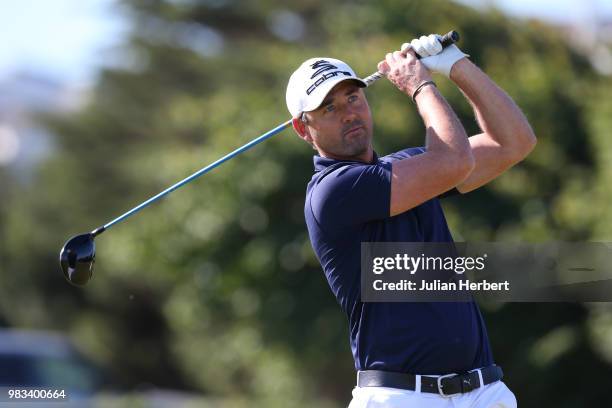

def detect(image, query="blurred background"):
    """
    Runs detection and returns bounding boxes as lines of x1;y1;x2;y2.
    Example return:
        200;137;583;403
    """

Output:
1;0;612;406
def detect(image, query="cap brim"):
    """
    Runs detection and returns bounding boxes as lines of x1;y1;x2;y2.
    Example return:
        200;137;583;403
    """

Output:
301;76;367;114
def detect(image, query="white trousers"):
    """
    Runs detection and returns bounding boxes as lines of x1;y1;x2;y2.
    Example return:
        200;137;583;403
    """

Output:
348;380;517;408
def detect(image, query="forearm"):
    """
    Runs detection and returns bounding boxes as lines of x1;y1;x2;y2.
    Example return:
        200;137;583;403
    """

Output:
415;85;471;159
378;47;470;159
450;59;536;156
388;85;474;215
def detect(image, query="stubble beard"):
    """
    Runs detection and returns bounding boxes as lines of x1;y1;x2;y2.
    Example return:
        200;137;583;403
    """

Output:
314;119;373;160
338;121;371;158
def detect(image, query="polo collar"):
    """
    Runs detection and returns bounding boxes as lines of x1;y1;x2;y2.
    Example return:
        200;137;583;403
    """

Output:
313;151;380;172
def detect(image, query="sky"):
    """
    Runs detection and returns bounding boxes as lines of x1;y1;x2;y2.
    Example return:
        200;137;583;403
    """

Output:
0;0;127;85
0;0;611;85
459;0;612;23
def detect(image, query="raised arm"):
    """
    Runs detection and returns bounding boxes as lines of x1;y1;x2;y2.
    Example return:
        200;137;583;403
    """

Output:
449;59;537;193
378;50;474;216
407;33;537;194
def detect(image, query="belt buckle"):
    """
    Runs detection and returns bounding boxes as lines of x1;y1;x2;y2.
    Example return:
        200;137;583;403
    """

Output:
437;373;460;398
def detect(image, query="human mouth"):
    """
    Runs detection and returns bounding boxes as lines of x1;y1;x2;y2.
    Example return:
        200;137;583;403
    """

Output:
344;126;364;137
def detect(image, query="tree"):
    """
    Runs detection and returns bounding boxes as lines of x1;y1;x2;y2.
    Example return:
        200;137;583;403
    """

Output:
1;0;611;406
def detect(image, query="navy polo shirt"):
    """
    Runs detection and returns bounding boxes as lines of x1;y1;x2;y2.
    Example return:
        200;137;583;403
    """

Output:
305;147;493;375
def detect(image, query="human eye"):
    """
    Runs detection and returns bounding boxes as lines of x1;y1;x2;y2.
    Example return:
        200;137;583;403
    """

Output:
324;104;335;113
348;94;358;103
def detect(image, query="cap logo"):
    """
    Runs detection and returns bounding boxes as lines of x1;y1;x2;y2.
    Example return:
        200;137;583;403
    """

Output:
306;60;352;95
310;60;338;78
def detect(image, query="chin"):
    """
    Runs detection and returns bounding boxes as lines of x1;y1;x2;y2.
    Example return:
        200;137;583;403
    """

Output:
347;138;371;156
344;144;370;159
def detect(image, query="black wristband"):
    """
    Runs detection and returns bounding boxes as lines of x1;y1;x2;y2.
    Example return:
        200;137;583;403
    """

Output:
412;80;436;102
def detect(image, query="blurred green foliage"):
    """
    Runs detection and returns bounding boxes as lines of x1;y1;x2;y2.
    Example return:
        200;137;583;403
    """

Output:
1;0;612;406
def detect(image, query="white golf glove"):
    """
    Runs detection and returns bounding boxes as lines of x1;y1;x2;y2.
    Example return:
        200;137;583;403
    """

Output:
401;34;469;78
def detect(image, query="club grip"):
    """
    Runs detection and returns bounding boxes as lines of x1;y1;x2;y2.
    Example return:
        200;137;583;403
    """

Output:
438;30;460;49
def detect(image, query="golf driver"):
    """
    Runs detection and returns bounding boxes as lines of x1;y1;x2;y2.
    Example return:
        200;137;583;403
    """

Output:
60;30;460;286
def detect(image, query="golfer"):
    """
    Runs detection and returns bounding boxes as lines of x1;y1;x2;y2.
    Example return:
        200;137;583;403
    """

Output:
286;34;536;407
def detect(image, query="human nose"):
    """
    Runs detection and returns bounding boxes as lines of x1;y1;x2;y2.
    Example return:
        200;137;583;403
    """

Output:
339;103;359;123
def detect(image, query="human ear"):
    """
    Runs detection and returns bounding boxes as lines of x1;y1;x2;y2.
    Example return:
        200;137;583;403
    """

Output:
292;117;313;145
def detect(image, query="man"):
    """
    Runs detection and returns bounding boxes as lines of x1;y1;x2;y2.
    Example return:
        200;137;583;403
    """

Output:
285;34;536;407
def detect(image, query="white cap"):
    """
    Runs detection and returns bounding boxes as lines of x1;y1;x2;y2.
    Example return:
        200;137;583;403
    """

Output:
286;57;367;118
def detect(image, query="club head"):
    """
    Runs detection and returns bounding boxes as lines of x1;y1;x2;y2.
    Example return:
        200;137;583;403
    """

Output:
60;233;96;286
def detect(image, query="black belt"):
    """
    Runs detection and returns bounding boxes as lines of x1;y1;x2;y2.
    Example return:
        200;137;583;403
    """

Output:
357;365;503;397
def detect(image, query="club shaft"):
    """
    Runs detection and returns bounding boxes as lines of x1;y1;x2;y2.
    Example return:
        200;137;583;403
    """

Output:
94;30;460;235
100;119;293;232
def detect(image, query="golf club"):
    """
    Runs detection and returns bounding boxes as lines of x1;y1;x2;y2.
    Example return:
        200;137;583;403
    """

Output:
59;30;460;286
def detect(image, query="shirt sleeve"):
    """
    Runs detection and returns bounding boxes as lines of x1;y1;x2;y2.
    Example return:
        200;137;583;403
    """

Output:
310;163;392;228
384;146;461;199
383;146;427;162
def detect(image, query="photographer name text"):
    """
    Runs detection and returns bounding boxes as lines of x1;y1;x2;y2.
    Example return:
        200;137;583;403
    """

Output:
373;279;510;291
